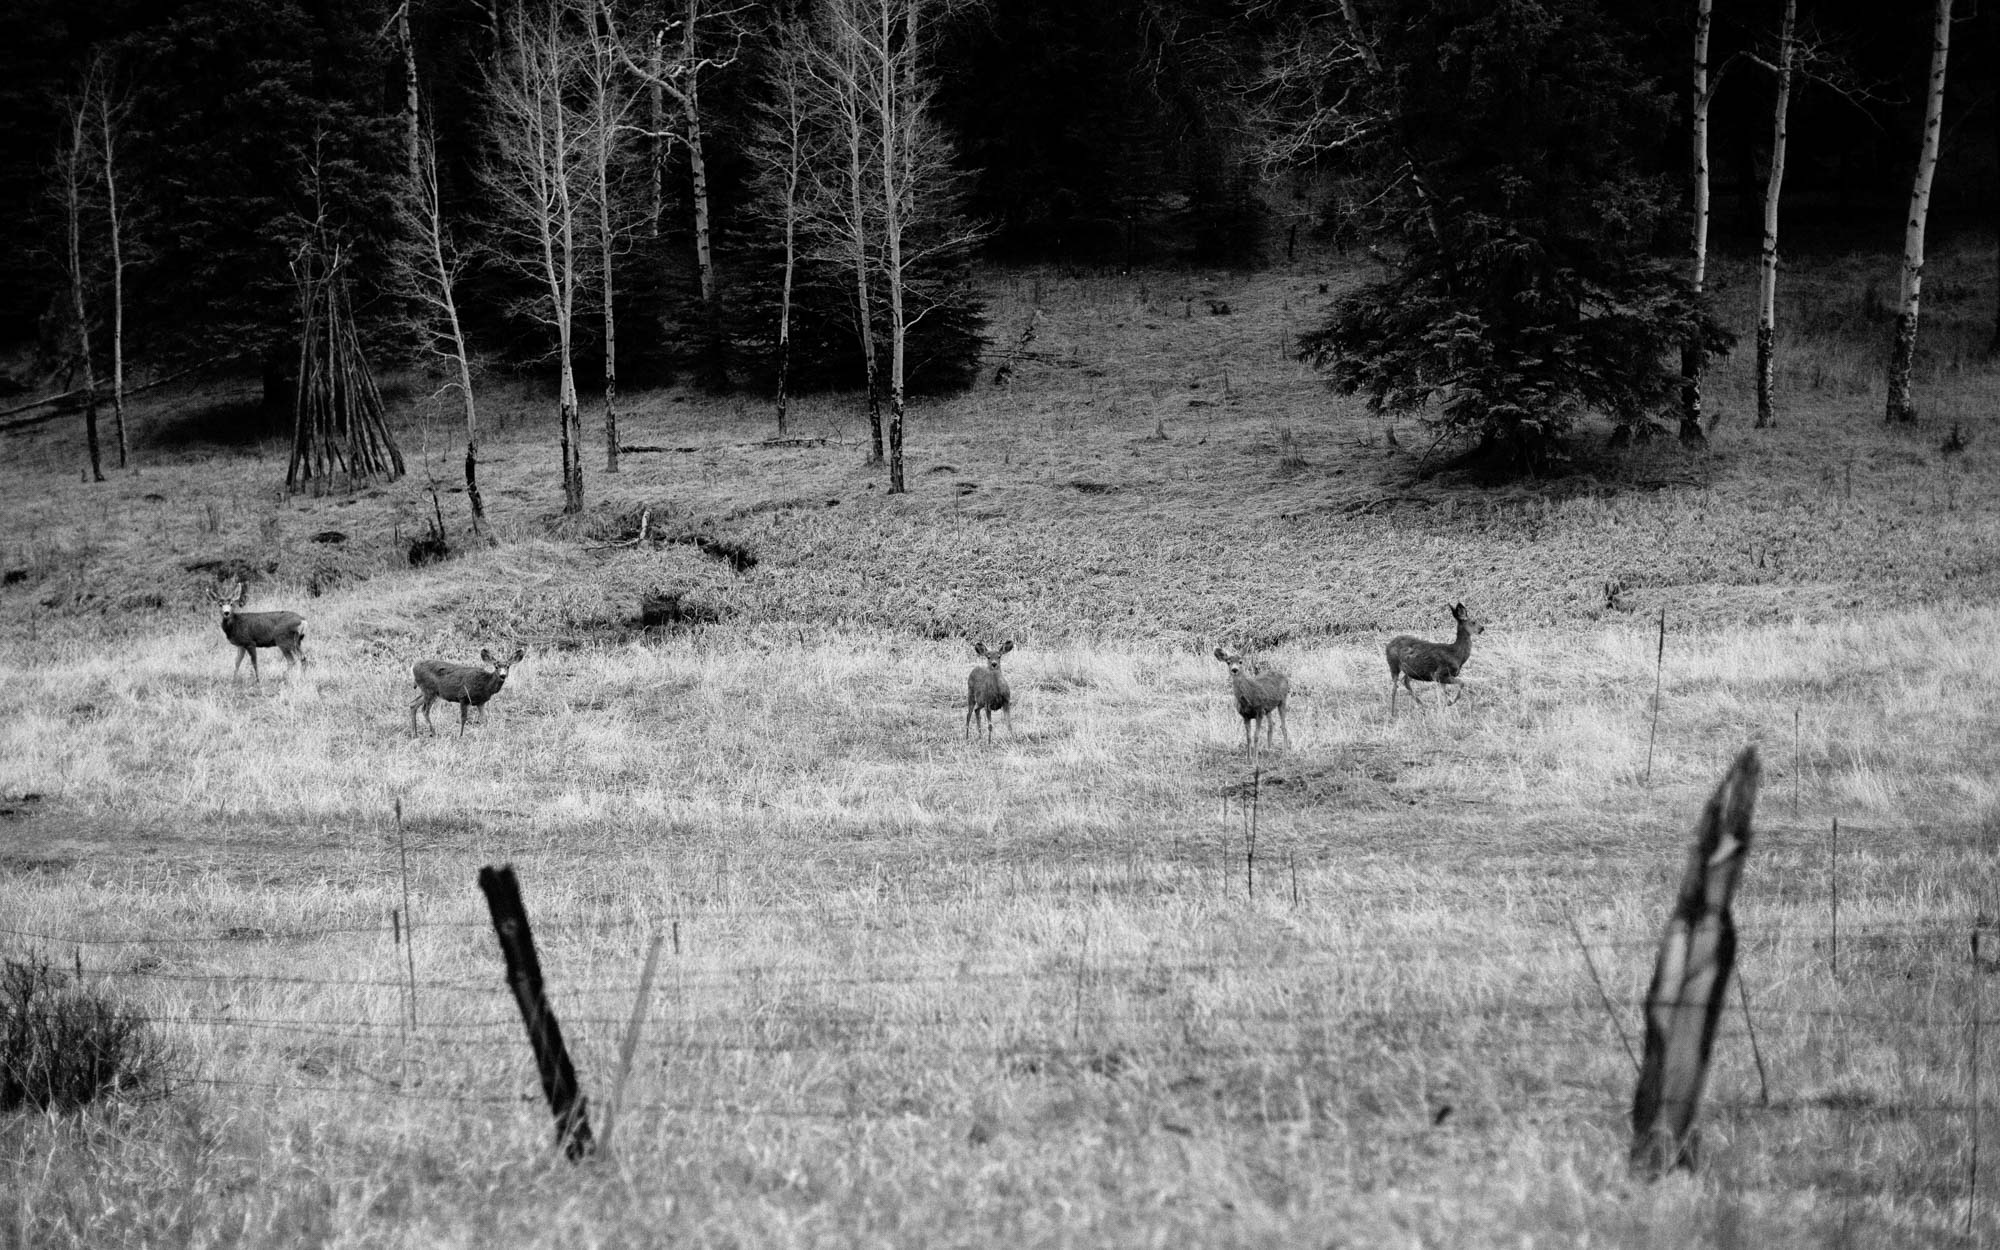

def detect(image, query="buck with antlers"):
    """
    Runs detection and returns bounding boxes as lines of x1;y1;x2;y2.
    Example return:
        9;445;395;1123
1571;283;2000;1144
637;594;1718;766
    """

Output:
207;581;308;682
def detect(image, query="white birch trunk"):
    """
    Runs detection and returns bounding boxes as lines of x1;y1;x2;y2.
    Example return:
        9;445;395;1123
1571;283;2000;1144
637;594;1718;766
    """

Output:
681;0;725;388
61;102;104;482
96;85;128;469
839;27;882;464
421;130;487;532
592;0;620;473
557;99;583;513
1679;0;1713;446
1754;0;1795;429
879;0;907;494
649;20;666;238
1886;0;1951;424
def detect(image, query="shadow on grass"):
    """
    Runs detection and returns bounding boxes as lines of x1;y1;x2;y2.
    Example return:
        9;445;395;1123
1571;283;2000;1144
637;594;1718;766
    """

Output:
142;395;290;452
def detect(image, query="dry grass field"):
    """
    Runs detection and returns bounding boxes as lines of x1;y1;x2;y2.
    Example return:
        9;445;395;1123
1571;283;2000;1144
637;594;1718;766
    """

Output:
3;243;1999;1247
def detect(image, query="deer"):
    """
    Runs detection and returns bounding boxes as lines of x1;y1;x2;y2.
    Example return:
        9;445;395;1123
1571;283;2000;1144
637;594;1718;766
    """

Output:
1214;647;1290;757
207;581;308;682
410;646;526;737
1386;602;1485;713
964;640;1014;742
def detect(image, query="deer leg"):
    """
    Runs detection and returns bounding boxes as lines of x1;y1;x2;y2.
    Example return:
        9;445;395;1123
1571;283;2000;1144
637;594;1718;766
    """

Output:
965;704;974;741
1402;676;1428;708
1277;704;1291;749
458;701;470;736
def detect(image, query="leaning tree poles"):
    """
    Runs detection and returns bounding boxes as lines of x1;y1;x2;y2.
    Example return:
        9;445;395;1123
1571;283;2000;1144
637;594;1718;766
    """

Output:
287;238;406;493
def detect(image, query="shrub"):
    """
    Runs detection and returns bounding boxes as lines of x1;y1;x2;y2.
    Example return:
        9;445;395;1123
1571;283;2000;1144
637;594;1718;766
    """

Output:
0;955;172;1112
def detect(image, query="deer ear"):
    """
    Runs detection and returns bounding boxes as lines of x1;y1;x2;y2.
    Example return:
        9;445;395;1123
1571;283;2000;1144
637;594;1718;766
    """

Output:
509;647;525;663
974;643;988;658
1214;647;1229;661
999;640;1014;655
481;648;497;664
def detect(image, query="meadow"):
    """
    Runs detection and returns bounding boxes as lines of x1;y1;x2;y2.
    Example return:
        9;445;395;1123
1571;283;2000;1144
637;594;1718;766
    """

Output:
2;243;1998;1247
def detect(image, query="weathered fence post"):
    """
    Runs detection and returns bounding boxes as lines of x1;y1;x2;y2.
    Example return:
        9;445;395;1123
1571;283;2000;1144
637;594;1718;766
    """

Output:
1631;746;1760;1177
479;864;595;1161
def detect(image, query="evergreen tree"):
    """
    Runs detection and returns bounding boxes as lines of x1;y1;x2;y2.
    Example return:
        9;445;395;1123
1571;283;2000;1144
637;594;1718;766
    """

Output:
121;0;400;416
1294;0;1729;472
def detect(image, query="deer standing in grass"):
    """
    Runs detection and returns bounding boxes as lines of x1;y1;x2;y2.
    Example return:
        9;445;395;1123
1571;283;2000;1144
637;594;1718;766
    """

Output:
965;641;1014;742
208;581;307;681
410;647;525;736
1215;647;1290;757
1386;603;1484;712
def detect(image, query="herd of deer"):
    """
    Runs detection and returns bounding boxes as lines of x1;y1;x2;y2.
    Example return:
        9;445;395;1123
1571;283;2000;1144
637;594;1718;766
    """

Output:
207;581;523;737
966;602;1484;752
206;580;1483;750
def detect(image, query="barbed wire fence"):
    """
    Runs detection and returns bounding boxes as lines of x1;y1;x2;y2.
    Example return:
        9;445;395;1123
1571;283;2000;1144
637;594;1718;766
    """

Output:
1;908;1989;1109
4;756;1994;1229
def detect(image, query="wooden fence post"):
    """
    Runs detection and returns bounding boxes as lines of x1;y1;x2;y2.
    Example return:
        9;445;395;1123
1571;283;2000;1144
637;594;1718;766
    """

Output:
479;864;596;1161
1631;746;1760;1177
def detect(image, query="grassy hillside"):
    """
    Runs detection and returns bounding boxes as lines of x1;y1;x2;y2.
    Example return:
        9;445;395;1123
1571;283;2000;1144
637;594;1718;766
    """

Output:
2;246;1998;1247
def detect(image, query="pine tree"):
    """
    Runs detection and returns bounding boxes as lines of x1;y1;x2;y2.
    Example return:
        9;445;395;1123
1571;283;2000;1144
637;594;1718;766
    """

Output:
1293;0;1730;472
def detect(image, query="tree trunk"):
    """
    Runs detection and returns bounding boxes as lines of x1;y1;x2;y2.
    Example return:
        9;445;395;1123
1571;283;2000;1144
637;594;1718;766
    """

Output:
597;5;620;475
446;297;486;531
603;281;619;472
560;353;583;513
776;182;794;438
649;14;666;238
775;82;799;438
1887;0;1951;424
75;316;104;485
1754;0;1795;429
844;119;882;463
681;1;726;390
62;103;105;482
880;2;907;494
98;92;128;469
775;337;790;437
1679;0;1712;448
775;220;793;436
398;2;420;196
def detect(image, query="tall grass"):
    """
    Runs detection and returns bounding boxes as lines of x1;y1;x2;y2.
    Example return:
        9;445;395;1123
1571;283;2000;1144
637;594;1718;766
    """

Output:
1;244;1998;1246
